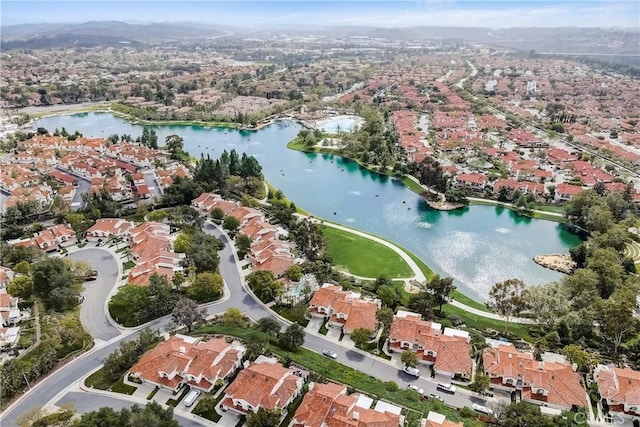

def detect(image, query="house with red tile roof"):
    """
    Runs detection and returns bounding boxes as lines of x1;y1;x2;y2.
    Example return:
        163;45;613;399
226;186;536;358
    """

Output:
309;284;381;337
129;334;244;393
0;289;21;326
483;342;587;411
388;311;472;379
421;411;463;427
31;224;77;252
221;356;303;416
191;192;224;214
509;129;545;147
86;218;134;241
554;183;584;202
128;250;185;286
492;179;545;196
0;267;15;289
594;364;640;420
453;173;487;190
293;381;402;427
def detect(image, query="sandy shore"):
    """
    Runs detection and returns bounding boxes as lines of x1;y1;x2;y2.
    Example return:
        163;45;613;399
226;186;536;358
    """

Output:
533;253;576;274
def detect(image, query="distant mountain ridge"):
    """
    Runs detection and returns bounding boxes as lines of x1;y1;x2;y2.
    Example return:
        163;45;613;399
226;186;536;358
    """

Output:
1;21;638;56
0;21;232;49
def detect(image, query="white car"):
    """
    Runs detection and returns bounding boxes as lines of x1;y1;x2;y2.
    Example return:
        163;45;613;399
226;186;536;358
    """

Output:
408;384;424;395
322;349;338;359
403;366;421;377
472;403;493;416
428;393;444;402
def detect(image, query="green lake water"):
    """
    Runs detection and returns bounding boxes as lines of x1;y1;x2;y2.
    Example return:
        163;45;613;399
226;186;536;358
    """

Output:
36;112;583;300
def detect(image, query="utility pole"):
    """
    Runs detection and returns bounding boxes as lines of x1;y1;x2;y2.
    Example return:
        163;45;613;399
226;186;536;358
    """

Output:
23;372;31;390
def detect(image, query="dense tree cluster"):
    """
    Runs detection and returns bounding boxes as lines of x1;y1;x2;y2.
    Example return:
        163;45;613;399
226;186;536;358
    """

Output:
109;274;180;326
524;188;640;363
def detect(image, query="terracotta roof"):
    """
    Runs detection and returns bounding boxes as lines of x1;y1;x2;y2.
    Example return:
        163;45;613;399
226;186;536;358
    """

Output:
294;382;347;427
224;360;302;411
129;335;242;392
594;365;640;410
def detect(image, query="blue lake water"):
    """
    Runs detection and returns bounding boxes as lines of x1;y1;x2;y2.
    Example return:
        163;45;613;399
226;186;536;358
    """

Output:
36;112;582;300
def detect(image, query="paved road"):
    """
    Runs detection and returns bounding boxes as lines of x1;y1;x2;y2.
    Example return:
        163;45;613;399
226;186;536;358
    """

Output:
69;248;122;341
1;222;494;426
57;392;203;427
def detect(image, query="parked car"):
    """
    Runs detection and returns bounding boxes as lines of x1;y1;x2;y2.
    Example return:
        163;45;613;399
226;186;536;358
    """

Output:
322;349;338;359
472;403;494;416
408;384;424;395
403;366;421;377
84;270;98;281
436;382;457;394
184;390;201;407
428;393;444;402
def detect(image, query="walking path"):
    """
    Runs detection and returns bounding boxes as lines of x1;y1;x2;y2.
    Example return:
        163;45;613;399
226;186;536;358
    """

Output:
303;215;536;325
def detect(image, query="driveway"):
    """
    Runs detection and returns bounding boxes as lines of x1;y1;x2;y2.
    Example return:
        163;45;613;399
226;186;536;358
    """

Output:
69;248;122;341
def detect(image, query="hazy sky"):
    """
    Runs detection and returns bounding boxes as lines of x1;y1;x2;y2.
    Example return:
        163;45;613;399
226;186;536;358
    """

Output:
2;1;639;28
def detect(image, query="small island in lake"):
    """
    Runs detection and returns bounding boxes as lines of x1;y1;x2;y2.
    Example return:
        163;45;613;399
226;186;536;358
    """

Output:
533;253;576;274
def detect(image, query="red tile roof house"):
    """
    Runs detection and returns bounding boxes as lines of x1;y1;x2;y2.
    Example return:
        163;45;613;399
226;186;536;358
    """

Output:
594;364;640;420
453;173;487;191
191;192;224;214
221;356;304;417
422;411;463;427
129;334;244;393
32;224;77;252
0;289;21;326
86;218;134;242
554;183;584;203
483;342;588;411
0;267;15;289
387;310;473;379
308;284;381;337
293;381;402;427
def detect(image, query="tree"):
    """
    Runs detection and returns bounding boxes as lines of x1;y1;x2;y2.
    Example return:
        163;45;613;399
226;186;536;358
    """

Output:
524;282;569;330
7;275;33;299
597;290;639;357
401;350;418;368
470;372;490;394
562;344;593;372
407;291;435;319
235;233;252;258
587;247;625;299
487;279;528;333
495;402;555;427
171;298;207;332
246;408;281;427
350;328;372;349
220;308;248;326
187;272;223;303
76;402;179;427
247;270;282;303
256;317;281;335
377;285;399;308
426;275;456;312
13;260;31;275
285;264;303;282
165;134;185;160
376;307;394;332
278;322;305;351
223;215;241;235
244;331;269;361
173;233;191;253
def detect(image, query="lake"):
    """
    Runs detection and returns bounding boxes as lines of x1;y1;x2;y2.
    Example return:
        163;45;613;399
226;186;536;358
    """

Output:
35;112;582;300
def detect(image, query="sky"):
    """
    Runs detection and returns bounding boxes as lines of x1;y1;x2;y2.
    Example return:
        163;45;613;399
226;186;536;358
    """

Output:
2;0;639;29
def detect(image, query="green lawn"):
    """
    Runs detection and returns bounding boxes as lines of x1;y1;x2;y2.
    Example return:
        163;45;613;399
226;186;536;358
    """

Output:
287;137;316;152
191;325;483;427
400;176;425;194
451;290;491;312
321;225;413;278
442;304;534;342
85;368;137;395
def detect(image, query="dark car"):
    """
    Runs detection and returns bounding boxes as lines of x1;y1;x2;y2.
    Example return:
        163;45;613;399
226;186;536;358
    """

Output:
84;270;98;281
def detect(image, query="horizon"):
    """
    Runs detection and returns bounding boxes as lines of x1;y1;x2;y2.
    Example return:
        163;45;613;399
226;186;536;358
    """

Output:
2;1;639;29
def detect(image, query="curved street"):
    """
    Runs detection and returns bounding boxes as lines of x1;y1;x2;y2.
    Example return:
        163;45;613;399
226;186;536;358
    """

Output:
1;221;497;426
70;248;122;342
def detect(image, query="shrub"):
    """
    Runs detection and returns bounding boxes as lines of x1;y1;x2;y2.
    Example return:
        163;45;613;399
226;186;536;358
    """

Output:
385;381;398;392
